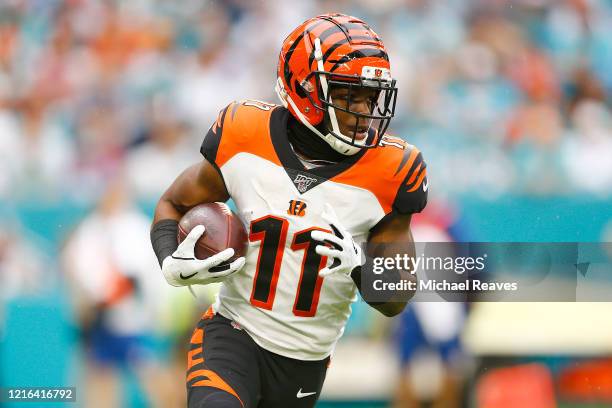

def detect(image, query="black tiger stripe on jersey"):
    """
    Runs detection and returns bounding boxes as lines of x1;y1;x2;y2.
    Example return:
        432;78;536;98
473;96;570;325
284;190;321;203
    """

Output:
186;309;246;406
392;150;428;214
404;151;424;183
187;322;205;375
404;162;423;189
201;104;231;164
406;164;427;193
187;312;330;408
393;147;418;177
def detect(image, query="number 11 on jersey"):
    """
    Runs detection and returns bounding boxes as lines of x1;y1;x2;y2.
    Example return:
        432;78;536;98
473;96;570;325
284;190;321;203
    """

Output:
248;216;329;317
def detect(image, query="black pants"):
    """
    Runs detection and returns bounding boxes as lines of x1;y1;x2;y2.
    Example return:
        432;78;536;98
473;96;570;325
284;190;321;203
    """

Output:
187;310;330;408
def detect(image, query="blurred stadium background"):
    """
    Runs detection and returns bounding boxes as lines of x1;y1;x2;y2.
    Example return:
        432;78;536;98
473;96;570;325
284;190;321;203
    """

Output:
1;0;611;407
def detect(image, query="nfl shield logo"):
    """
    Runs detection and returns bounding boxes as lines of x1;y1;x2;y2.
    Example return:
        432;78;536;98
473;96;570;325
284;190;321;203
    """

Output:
293;174;317;193
374;68;383;78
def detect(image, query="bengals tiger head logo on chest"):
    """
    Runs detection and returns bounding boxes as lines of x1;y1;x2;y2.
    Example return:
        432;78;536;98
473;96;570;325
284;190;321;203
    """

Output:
287;200;307;217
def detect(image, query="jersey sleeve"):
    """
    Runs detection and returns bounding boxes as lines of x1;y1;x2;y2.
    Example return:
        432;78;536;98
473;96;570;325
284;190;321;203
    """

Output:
392;150;428;214
200;100;279;172
200;103;234;168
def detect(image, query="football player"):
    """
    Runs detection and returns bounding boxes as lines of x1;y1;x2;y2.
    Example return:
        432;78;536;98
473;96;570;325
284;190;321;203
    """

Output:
150;13;428;408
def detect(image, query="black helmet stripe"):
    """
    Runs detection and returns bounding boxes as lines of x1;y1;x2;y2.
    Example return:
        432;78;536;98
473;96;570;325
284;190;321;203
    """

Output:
319;15;352;39
328;48;389;72
282;19;327;91
317;24;348;43
345;35;382;42
310;35;345;68
322;38;349;63
283;32;304;91
318;36;386;68
344;22;368;31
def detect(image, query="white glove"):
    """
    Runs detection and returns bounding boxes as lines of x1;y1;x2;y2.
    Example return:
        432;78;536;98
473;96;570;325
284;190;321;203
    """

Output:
161;225;246;287
312;204;363;277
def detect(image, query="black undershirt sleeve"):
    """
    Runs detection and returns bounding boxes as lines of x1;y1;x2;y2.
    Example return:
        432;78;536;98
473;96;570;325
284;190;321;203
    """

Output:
150;219;179;267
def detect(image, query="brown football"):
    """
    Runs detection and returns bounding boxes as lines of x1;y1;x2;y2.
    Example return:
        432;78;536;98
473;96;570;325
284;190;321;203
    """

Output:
177;202;248;261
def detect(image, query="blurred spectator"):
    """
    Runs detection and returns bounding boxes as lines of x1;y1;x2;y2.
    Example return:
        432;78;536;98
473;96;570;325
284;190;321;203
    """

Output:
562;99;612;195
0;0;609;406
394;303;466;408
0;220;48;305
0;0;609;201
443;41;520;136
126;100;200;201
70;101;125;200
0;109;21;197
0;93;75;199
566;67;607;115
393;205;468;408
61;176;182;408
0;217;52;348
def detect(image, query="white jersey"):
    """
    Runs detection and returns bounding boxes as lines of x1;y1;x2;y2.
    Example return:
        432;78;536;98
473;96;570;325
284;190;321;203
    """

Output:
200;101;428;360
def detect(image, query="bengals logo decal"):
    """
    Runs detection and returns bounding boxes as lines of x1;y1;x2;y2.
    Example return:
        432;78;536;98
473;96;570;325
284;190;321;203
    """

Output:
287;200;307;217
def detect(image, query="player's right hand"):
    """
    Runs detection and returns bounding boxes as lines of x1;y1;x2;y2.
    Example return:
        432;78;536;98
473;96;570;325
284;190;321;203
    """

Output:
161;225;246;287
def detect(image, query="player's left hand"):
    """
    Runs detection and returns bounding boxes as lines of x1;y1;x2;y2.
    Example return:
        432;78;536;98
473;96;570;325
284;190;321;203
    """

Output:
312;204;363;277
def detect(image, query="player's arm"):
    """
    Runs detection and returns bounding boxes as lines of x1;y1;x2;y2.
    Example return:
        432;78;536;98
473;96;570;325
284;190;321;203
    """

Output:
154;101;235;225
150;159;243;287
361;212;416;317
153;159;228;224
358;145;427;316
312;206;415;317
150;102;247;287
314;147;428;316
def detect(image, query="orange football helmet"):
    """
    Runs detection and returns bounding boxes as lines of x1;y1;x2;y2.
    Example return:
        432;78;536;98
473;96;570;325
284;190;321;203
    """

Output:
276;13;397;155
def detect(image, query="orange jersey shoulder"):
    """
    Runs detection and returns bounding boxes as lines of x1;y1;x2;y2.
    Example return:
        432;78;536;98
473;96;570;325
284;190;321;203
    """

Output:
201;100;281;168
331;135;428;215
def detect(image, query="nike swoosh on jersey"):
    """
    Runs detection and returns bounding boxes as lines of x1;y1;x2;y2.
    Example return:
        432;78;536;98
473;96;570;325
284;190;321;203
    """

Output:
423;179;429;192
296;389;317;398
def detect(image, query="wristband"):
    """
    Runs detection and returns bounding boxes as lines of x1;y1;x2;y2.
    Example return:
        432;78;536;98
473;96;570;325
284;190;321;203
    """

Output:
150;219;179;267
